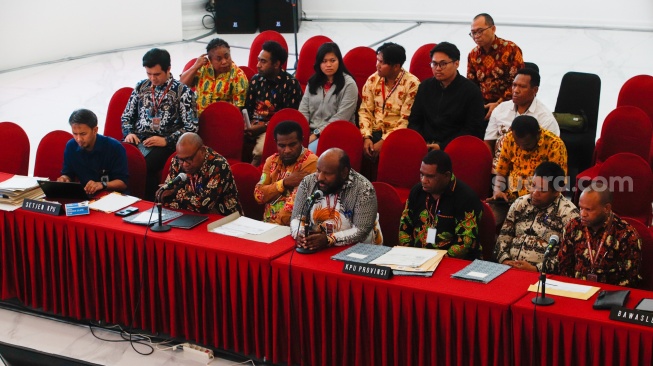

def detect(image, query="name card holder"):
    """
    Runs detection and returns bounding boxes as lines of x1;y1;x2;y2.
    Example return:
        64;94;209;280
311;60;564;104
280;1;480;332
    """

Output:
342;261;392;280
22;199;61;216
610;306;653;328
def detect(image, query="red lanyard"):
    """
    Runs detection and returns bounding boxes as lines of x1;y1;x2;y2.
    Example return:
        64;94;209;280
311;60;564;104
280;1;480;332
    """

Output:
426;195;440;228
151;79;173;115
584;213;613;270
325;193;339;217
381;70;404;112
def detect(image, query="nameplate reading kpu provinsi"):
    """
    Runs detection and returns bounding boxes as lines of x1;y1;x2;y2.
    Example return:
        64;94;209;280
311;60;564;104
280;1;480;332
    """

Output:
610;306;653;328
342;261;392;280
22;198;61;216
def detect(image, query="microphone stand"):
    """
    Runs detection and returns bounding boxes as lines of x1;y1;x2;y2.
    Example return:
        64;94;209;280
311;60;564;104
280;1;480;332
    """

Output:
296;196;318;254
150;188;171;233
531;256;554;306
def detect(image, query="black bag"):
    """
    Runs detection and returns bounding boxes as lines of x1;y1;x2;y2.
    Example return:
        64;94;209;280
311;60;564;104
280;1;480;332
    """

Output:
554;112;585;133
593;290;630;310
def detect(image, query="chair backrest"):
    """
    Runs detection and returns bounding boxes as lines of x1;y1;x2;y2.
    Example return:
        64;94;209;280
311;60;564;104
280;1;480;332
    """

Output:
554;72;601;132
444;135;492;200
409;43;437;82
239;65;257;82
622;217;653;291
316;121;363;171
160;152;176;184
261;108;310;164
372;181;404;247
479;201;497;261
104;87;133;141
377;129;427;189
294;35;333;91
183;58;197;73
343;46;377;95
248;30;289;71
121;142;147;199
231;162;265;220
595;106;651;163
198;102;244;164
0;122;30;175
617;74;653;125
34;130;73;181
597;152;653;226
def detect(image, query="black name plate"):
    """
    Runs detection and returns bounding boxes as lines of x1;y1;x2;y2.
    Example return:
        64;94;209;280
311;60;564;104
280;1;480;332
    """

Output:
343;261;392;280
22;199;61;216
610;306;653;328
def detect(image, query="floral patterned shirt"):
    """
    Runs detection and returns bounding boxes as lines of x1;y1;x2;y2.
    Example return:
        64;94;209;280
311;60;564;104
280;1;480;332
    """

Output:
194;62;248;115
245;70;303;122
555;214;642;287
495;129;567;201
163;146;242;216
399;175;483;260
254;148;318;225
358;69;420;140
467;36;524;104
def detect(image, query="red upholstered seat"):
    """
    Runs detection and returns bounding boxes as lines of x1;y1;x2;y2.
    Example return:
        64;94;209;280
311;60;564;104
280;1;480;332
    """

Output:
261;108;310;167
103;87;133;141
239;65;256;82
198;102;244;166
231;162;265;220
248;30;289;71
576;106;651;197
0;122;30;175
343;46;377;95
34;130;73;181
597;153;653;226
316;120;363;171
372;181;404;247
409;43;437;82
182;58;197;73
444;135;492;200
121;142;147;199
160;152;176;184
623;217;653;290
617;74;653;167
294;35;333;92
479;201;497;261
376;129;427;203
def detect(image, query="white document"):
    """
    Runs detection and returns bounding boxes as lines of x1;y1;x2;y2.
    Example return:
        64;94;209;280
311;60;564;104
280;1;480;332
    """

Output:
541;279;595;294
0;175;44;191
207;212;290;244
370;246;439;268
215;216;277;235
88;192;140;213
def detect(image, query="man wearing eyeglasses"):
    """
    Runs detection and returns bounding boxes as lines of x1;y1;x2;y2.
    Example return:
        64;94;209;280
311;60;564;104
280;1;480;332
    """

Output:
161;132;242;215
467;13;524;120
408;42;485;151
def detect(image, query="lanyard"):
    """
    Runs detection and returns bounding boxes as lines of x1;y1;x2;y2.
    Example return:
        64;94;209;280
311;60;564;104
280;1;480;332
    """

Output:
426;195;441;228
151;79;173;116
325;193;339;217
584;213;613;271
381;70;404;112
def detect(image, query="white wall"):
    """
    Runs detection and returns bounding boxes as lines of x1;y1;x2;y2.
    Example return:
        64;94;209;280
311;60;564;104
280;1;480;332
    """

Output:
0;0;183;72
303;0;653;31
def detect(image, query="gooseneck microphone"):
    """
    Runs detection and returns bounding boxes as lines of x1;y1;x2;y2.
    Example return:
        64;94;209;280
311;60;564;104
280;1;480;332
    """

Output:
306;189;324;203
532;234;558;306
296;189;324;254
543;234;559;258
162;173;188;190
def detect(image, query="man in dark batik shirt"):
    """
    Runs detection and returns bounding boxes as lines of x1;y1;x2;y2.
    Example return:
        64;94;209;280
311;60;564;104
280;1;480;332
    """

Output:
555;183;642;287
161;133;242;216
245;40;303;166
399;150;483;260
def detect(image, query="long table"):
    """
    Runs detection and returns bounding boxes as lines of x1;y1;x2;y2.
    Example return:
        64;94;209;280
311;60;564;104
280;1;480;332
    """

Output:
0;199;295;361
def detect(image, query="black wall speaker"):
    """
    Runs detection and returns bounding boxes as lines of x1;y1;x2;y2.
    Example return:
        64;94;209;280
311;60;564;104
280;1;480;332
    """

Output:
214;0;258;34
257;0;301;33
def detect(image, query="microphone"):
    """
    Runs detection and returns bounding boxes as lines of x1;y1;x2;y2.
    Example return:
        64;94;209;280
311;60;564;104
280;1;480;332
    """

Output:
162;173;188;190
543;234;559;258
306;189;324;203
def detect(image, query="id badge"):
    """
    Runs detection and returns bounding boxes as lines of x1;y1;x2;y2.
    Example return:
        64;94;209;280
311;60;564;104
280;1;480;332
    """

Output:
426;227;437;244
152;117;161;132
587;273;598;282
325;222;334;235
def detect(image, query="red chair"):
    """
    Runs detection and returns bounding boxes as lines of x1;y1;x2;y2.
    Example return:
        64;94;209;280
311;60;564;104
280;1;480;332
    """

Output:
121;142;147;199
623;217;653;290
343;46;377;95
198;102;244;165
479;201;497;261
34;130;73;181
260;108;310;165
444;135;492;200
104;87;133;141
372;182;404;247
409;43;437;82
160;152;176;184
576;106;651;197
231;162;265;220
0;122;30;175
294;35;333;91
617;74;653;166
183;58;197;73
597;153;653;226
316;121;363;171
376;129;427;202
248;30;289;71
239;65;256;81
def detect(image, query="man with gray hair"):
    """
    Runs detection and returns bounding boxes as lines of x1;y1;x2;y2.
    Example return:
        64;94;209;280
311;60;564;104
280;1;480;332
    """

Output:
555;182;642;286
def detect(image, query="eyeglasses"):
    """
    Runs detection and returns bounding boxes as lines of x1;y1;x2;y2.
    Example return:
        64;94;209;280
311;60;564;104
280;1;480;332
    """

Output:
176;147;202;165
430;60;455;69
469;26;492;38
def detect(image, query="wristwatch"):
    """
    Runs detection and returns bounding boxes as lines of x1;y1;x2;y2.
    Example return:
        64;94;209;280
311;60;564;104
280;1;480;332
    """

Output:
101;181;108;190
313;128;321;137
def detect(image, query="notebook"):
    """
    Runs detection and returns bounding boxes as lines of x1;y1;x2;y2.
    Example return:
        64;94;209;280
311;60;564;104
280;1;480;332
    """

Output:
167;214;209;229
137;143;153;157
37;180;91;202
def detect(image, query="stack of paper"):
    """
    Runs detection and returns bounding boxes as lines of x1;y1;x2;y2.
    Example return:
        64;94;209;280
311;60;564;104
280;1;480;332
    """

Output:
528;279;600;300
207;212;290;244
370;246;447;276
88;192;140;213
0;176;46;210
451;259;510;284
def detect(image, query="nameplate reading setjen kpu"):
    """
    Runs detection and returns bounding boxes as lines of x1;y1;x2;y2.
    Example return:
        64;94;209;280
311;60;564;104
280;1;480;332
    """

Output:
22;199;61;216
343;261;392;280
